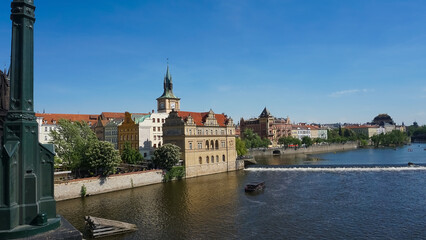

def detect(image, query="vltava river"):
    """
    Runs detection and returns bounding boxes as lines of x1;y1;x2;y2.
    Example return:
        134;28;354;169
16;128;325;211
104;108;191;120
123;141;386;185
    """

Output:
57;143;426;239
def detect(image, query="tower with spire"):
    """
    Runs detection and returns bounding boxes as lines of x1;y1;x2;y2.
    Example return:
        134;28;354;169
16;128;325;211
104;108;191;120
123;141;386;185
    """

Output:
157;65;180;113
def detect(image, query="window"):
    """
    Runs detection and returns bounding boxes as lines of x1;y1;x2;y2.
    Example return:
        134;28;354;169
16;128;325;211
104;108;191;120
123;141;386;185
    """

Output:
221;130;224;135
211;130;213;135
189;129;192;135
162;119;165;123
216;155;219;162
152;118;155;123
210;140;214;149
45;127;47;131
221;141;225;148
198;129;202;135
199;157;202;164
215;140;219;149
44;136;47;141
198;142;202;149
153;127;156;132
215;130;218;135
206;156;209;163
154;144;157;148
222;155;226;162
154;136;157;140
158;142;161;147
189;142;193;150
206;140;209;150
157;118;160;123
144;153;147;157
211;156;214;163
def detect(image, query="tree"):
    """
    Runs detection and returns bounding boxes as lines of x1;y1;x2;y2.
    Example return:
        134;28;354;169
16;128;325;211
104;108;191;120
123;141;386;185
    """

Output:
85;141;121;176
50;119;121;177
301;136;313;147
50;119;97;171
121;142;144;164
152;144;181;171
236;137;248;156
243;129;269;149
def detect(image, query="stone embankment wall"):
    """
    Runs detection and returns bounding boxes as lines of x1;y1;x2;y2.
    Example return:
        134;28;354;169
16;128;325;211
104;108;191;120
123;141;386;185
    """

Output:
55;170;163;201
249;142;358;156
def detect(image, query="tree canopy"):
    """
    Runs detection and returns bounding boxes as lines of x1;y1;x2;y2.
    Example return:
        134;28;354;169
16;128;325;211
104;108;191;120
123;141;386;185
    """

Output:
121;142;144;164
50;119;121;177
152;143;181;171
242;129;270;149
236;137;248;156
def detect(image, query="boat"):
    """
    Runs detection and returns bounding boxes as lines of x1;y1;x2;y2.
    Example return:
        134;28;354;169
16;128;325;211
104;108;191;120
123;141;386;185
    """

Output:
245;182;265;192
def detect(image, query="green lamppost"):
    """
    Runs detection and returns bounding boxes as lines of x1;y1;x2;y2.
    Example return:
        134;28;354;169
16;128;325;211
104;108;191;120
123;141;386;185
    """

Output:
0;0;61;238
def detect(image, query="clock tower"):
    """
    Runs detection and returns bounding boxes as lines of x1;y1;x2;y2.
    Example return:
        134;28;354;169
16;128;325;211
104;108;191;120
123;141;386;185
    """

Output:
157;65;180;113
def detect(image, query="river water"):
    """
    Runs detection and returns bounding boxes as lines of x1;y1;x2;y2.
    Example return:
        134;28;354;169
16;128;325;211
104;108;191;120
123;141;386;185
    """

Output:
57;143;426;239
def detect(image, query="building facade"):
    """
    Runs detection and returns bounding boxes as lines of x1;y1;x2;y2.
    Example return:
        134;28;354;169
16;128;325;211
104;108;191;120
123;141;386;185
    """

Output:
240;107;292;145
163;109;237;178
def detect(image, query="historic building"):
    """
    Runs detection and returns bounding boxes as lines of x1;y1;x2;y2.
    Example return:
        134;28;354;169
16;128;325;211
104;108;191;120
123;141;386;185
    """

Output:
240;107;292;145
163;109;237;178
343;125;384;138
36;113;98;144
117;112;149;151
94;112;125;148
157;66;180;114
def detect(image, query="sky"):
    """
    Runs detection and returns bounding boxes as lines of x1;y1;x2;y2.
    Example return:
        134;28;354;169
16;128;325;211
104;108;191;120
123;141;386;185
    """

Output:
0;0;425;125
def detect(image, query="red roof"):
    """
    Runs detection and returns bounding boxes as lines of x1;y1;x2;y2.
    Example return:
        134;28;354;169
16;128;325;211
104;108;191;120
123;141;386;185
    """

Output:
36;113;99;125
100;112;125;120
177;111;228;127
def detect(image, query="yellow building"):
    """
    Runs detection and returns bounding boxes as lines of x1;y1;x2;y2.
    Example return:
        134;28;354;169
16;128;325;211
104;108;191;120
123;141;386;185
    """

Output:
163;109;238;178
117;112;149;151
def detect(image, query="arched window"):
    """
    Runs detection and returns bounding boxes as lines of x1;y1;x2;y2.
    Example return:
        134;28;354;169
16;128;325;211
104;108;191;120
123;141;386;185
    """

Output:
153;144;157;148
210;140;214;149
222;155;226;162
158;142;161;147
211;156;214;163
216;155;219;162
206;156;209;163
206;140;209;150
152;118;155;123
215;140;219;149
199;157;202;164
157;118;160;123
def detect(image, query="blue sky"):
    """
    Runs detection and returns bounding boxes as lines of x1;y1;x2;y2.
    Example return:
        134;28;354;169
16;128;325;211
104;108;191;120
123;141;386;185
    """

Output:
0;0;425;125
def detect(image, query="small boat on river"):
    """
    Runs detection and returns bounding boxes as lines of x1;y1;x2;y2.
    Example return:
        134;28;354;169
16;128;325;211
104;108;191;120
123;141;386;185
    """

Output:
245;182;265;192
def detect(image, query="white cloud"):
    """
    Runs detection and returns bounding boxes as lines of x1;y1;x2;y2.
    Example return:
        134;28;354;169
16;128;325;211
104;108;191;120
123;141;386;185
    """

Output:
329;88;373;97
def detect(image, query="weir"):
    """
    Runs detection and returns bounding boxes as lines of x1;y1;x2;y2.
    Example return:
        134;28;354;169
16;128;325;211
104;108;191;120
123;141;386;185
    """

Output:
245;164;426;172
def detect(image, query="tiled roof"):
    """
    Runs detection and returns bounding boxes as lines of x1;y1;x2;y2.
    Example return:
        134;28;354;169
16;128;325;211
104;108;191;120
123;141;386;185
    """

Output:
36;113;99;125
101;112;125;120
177;111;228;127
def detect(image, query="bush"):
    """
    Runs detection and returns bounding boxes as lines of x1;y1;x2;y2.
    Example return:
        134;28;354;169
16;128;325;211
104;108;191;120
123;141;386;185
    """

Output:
163;166;185;182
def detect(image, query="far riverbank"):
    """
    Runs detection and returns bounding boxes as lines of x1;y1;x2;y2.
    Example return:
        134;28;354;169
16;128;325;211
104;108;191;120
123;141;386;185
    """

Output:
249;142;358;157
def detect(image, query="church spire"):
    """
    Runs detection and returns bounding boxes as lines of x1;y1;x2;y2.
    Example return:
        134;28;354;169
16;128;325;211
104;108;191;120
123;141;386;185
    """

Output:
158;65;178;99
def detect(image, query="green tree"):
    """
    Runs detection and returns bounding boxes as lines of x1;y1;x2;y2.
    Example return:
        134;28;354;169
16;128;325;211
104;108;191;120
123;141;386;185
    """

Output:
152;144;181;171
85;141;121;176
243;129;270;149
236;138;248;156
50;119;121;177
50;119;97;171
121;142;144;164
301;136;313;147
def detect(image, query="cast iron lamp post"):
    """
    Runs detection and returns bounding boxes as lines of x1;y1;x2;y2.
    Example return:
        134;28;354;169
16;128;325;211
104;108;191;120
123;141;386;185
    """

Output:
0;0;61;238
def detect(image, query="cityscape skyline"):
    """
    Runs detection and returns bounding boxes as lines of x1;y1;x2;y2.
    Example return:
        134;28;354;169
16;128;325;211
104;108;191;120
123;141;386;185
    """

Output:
0;0;425;125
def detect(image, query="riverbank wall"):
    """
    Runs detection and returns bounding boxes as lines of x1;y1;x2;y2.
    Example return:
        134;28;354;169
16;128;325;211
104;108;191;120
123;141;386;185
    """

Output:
54;170;163;201
249;142;358;156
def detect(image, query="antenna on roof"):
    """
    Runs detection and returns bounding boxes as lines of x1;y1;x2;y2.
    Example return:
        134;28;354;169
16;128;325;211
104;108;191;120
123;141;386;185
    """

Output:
43;108;45;113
